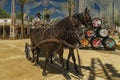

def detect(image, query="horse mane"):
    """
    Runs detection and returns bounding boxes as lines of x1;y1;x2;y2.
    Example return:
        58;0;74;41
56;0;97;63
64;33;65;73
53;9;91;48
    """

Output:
77;13;83;22
77;12;92;28
54;16;71;29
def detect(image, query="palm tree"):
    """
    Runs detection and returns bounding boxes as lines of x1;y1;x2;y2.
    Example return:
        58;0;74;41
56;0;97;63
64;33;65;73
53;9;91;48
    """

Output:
18;0;28;38
71;0;76;15
68;0;71;16
18;0;36;38
62;0;76;16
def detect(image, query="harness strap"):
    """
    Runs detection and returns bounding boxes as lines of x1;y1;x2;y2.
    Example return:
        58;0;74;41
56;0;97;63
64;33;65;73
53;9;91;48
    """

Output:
31;38;76;49
63;40;75;48
54;41;63;53
53;29;76;48
40;29;48;41
31;39;61;49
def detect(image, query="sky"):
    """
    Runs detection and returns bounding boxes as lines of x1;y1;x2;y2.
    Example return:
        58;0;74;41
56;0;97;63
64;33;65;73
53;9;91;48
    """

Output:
2;0;118;19
0;0;101;19
1;0;68;19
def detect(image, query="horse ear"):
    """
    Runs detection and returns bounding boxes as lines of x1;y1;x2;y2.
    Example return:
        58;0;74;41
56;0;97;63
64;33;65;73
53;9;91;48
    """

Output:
87;9;90;13
85;7;90;14
85;7;88;13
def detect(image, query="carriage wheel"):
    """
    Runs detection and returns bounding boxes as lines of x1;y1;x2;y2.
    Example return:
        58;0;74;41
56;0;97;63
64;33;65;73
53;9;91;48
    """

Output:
102;38;115;50
25;42;31;61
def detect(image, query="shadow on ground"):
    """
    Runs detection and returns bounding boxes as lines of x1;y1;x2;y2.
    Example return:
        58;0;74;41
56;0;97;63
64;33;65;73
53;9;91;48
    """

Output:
26;51;120;80
105;63;120;78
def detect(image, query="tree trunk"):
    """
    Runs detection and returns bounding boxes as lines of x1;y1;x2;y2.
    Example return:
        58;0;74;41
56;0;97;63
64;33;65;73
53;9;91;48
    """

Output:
68;0;71;16
20;4;24;39
119;32;120;39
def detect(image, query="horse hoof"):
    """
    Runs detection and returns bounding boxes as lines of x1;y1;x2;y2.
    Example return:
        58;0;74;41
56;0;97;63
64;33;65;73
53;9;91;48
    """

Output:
33;63;39;66
76;72;84;77
26;57;31;61
63;73;71;80
42;72;47;76
31;59;35;63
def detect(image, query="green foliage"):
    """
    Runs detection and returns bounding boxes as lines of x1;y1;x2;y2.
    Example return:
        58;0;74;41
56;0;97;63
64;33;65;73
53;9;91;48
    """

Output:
16;11;22;19
0;7;10;18
29;16;34;22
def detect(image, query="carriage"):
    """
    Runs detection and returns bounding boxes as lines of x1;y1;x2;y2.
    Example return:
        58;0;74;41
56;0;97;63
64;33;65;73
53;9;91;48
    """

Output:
24;8;93;77
24;8;116;78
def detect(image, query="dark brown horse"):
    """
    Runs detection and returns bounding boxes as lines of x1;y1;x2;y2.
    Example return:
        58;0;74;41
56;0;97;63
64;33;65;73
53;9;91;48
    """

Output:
28;13;80;76
26;8;92;77
65;8;92;76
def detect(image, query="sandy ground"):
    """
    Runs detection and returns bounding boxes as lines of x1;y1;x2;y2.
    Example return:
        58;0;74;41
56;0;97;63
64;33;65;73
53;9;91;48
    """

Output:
0;39;120;80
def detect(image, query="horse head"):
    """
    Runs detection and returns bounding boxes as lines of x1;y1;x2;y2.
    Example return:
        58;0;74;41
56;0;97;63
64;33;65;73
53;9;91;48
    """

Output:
66;8;92;44
70;13;79;27
54;13;84;40
77;8;92;28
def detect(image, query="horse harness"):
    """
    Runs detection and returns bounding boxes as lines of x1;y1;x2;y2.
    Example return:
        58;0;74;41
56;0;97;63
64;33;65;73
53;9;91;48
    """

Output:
30;28;76;53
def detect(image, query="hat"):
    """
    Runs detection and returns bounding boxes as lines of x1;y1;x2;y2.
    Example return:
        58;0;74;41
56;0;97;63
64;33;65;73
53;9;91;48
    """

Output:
36;12;41;16
45;14;50;18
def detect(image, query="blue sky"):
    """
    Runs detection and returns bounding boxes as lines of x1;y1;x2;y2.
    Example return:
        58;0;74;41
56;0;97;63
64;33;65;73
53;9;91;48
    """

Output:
2;0;68;19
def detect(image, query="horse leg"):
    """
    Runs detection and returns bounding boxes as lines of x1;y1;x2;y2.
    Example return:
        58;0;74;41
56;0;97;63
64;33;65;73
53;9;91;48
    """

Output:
59;48;71;79
50;52;53;63
70;48;79;72
34;47;41;65
72;49;78;71
25;42;31;61
30;42;36;63
66;48;79;72
66;48;71;71
42;51;50;76
70;48;83;76
31;48;36;63
58;49;65;69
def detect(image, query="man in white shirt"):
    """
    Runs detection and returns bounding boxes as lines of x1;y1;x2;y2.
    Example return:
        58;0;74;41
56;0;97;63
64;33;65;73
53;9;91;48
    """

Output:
32;12;44;28
44;14;53;28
